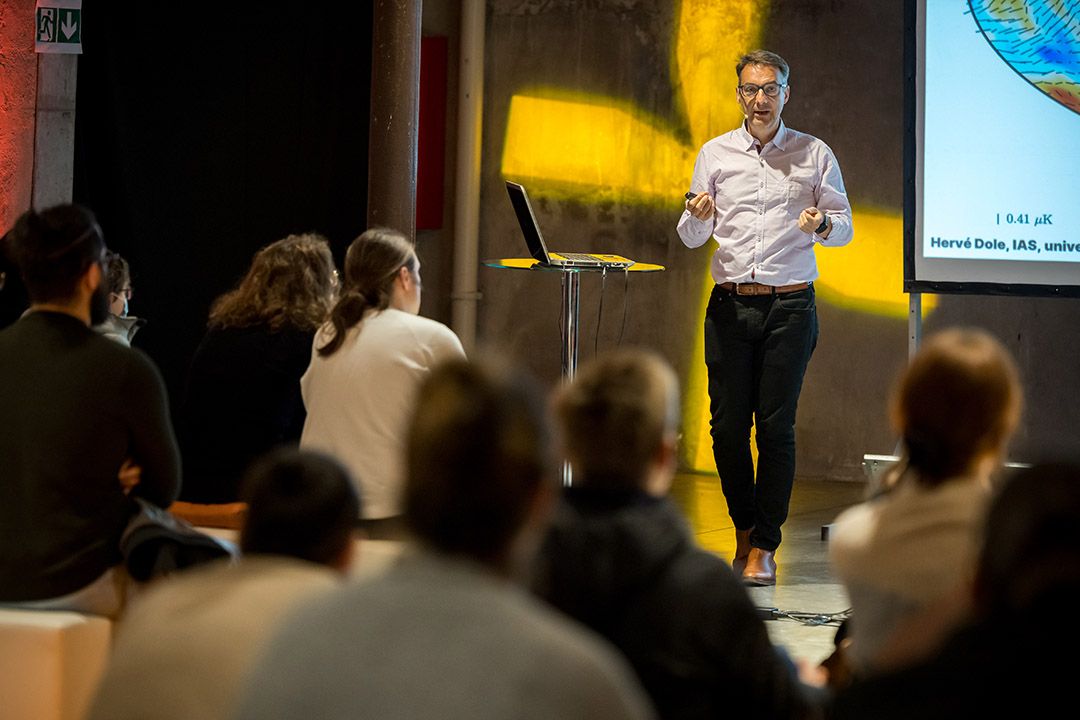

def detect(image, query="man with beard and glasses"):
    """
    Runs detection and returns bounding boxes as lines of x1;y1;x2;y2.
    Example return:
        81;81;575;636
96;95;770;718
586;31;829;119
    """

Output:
0;204;180;618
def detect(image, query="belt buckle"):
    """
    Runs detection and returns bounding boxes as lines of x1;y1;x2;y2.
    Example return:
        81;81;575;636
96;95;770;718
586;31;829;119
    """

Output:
735;283;757;296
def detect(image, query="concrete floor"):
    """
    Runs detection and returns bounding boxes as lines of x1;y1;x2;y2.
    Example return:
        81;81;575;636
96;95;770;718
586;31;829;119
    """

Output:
669;472;868;665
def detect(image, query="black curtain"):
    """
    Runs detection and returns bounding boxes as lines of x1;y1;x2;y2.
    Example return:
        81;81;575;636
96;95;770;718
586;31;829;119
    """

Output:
74;4;372;423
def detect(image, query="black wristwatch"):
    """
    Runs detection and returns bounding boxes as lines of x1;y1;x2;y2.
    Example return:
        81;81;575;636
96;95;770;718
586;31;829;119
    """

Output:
814;216;829;235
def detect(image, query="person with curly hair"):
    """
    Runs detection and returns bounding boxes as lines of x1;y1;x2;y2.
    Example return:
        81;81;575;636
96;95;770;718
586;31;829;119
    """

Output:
180;233;337;503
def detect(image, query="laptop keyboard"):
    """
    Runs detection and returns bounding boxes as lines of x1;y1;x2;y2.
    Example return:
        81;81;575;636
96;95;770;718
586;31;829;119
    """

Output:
557;252;603;263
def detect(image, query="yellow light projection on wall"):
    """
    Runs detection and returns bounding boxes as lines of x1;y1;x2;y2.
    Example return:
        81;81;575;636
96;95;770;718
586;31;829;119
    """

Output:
503;95;695;205
501;0;921;472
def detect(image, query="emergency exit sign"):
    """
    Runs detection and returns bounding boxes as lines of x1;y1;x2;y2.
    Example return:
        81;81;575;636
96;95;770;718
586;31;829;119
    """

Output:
35;1;82;54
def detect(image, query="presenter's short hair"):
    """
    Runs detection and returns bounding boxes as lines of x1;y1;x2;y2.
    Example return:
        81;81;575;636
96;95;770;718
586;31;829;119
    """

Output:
239;449;360;566
736;50;790;83
404;359;553;562
556;349;679;491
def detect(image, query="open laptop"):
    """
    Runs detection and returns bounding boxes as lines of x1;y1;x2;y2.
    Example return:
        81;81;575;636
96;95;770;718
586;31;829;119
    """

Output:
505;181;634;269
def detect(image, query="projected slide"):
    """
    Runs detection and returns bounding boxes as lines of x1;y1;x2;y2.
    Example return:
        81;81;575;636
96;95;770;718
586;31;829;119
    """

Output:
918;0;1080;283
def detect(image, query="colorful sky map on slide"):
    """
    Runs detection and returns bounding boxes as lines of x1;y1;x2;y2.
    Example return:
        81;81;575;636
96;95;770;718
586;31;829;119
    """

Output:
969;0;1080;115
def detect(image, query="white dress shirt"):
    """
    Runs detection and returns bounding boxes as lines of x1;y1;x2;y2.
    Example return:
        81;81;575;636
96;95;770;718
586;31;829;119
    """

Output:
676;122;853;286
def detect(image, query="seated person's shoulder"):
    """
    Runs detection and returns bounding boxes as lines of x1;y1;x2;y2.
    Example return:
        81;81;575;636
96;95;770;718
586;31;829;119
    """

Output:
399;312;465;355
86;334;167;393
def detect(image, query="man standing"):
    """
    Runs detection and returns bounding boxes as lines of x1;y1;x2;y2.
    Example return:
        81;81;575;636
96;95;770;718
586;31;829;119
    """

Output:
677;50;852;585
0;204;180;617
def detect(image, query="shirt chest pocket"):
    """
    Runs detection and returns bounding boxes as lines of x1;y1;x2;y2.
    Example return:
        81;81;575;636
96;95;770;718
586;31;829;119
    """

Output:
785;175;816;209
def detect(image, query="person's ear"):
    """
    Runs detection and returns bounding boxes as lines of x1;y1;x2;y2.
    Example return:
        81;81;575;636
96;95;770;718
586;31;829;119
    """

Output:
83;261;102;294
644;432;677;497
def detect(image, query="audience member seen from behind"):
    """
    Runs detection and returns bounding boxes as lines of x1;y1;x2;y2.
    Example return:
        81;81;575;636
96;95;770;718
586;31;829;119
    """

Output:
237;360;655;720
0;205;180;618
829;327;1022;675
300;227;465;534
833;462;1080;719
88;448;357;720
0;230;29;328
180;234;337;503
93;250;143;346
532;349;815;720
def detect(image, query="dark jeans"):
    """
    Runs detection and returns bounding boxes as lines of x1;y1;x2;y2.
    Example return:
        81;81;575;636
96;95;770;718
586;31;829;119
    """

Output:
704;284;818;551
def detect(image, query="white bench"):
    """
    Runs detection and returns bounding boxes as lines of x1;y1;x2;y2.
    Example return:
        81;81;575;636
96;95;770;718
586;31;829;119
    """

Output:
0;608;112;720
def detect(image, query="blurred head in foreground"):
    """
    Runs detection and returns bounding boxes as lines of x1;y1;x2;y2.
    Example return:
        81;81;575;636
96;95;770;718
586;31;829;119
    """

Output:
404;358;554;572
555;349;680;496
240;449;360;572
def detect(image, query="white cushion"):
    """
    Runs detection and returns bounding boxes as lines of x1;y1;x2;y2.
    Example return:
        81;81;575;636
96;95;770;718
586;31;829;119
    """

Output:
0;609;112;720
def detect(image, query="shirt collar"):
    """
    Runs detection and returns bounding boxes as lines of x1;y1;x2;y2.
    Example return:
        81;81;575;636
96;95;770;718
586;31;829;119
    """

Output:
737;120;789;152
771;121;790;150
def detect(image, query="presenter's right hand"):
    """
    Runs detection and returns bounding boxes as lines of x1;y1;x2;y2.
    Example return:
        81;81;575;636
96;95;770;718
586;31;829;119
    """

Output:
686;191;714;221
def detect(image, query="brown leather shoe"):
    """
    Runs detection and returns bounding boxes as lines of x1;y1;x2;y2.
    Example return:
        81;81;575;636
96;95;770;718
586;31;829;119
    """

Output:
742;548;776;586
732;528;753;576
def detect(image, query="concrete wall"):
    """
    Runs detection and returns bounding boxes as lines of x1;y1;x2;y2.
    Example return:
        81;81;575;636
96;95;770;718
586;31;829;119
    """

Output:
0;0;38;231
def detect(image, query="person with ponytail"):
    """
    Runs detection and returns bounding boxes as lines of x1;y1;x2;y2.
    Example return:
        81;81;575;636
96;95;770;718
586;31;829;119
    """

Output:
828;327;1022;676
180;233;337;503
300;227;465;535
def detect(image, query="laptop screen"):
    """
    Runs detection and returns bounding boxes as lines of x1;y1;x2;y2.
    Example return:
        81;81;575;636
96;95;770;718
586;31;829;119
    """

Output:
505;181;551;263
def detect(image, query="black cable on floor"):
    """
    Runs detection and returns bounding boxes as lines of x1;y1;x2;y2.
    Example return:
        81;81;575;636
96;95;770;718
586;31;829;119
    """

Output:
756;607;851;627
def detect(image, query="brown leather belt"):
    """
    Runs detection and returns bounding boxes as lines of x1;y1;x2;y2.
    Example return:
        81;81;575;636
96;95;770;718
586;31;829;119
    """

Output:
718;281;810;296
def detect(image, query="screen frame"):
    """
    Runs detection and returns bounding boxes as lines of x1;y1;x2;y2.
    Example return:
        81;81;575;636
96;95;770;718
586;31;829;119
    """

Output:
903;0;1080;299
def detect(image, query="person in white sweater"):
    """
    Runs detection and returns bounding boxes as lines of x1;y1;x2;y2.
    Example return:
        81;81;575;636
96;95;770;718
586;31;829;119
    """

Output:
300;227;464;534
830;327;1022;675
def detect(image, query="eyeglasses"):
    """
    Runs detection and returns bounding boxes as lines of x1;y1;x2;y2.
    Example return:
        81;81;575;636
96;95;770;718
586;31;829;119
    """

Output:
738;82;787;99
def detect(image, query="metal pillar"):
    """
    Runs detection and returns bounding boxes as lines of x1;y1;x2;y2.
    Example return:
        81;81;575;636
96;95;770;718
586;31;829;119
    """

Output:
450;0;485;353
560;270;581;381
367;0;422;240
559;269;581;486
908;291;922;360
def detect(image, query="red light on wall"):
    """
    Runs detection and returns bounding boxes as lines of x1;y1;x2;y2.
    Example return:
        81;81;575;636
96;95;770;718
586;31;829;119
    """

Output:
0;1;38;232
416;36;448;231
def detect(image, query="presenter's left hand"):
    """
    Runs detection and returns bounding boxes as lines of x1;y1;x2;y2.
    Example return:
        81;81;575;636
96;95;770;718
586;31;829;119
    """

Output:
798;207;825;234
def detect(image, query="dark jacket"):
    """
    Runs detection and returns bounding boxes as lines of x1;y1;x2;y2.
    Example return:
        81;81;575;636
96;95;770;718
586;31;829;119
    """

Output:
0;311;180;600
180;324;313;503
533;486;812;720
831;608;1075;719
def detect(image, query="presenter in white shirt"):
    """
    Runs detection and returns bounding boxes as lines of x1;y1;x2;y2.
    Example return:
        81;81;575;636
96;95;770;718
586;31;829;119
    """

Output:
676;50;853;585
